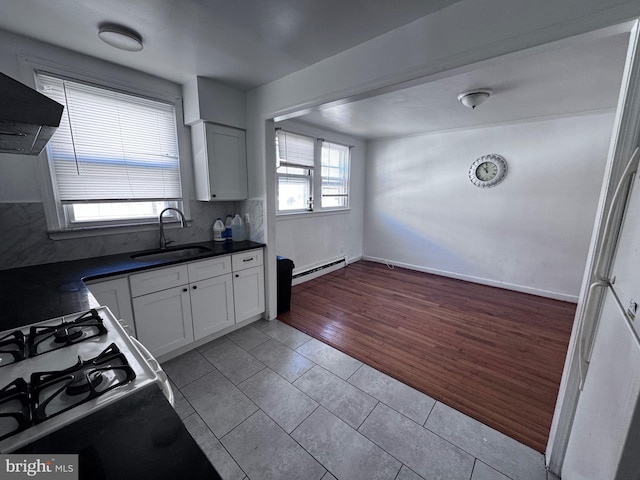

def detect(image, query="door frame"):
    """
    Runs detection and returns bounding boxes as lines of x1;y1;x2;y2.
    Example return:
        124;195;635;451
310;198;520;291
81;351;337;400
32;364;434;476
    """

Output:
546;18;640;474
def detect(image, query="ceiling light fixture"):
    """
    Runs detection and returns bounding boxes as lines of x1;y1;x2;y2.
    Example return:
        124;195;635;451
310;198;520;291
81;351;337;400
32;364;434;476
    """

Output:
98;24;143;52
457;89;492;109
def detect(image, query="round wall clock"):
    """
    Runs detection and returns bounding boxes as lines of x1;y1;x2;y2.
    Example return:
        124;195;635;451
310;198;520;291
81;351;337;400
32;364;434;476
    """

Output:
469;154;508;188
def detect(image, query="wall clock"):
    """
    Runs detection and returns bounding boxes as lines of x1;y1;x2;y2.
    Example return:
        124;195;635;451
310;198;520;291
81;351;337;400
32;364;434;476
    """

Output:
469;154;508;188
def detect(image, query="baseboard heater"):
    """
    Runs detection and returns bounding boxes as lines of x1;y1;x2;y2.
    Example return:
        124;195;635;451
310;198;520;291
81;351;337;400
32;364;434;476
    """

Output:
292;257;347;280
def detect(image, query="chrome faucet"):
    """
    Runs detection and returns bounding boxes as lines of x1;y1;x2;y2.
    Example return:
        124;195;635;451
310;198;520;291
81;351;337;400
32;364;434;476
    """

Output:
159;207;186;249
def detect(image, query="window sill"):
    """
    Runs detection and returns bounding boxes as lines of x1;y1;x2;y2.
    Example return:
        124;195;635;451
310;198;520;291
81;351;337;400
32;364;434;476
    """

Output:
276;209;351;221
48;219;192;240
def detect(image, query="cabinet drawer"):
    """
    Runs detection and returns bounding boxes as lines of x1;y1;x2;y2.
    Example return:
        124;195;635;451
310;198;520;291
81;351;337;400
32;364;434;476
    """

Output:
130;264;189;297
232;249;263;272
188;255;232;282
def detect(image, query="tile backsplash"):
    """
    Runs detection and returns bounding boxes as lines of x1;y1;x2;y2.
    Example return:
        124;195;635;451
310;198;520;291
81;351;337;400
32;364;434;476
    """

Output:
0;199;264;270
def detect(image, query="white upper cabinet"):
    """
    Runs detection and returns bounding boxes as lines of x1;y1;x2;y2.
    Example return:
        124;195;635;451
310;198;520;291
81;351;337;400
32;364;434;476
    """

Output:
182;77;246;129
191;121;248;201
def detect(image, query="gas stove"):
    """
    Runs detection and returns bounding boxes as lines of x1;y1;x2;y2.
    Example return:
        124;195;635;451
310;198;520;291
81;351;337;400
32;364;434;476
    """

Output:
0;307;172;452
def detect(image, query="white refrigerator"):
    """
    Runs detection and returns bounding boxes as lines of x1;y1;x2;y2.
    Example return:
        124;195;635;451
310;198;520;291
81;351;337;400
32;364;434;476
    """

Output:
563;148;640;479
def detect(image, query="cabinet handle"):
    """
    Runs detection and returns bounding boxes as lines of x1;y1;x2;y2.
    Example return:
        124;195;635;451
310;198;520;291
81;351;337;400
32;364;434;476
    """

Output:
235;274;239;278
182;288;188;292
192;285;198;290
243;257;254;262
211;194;216;198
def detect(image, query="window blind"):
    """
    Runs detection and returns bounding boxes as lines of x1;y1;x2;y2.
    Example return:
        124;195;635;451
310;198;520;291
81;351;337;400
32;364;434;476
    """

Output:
276;130;315;172
36;73;182;203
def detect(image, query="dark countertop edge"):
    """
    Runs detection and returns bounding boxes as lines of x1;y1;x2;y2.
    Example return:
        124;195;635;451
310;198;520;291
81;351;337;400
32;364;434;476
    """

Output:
80;240;266;281
0;240;265;330
0;243;248;478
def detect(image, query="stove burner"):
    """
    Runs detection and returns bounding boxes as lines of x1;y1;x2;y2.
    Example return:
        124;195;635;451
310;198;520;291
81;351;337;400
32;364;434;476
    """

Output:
30;343;135;424
0;331;26;368
0;379;31;441
53;325;83;344
28;309;108;357
65;371;103;396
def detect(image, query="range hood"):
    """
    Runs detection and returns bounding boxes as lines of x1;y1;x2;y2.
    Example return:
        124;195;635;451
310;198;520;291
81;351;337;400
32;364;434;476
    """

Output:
0;72;64;156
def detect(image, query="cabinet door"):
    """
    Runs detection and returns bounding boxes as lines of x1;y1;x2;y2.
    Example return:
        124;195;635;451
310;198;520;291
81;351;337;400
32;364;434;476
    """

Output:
193;122;247;201
132;285;193;357
190;274;235;340
233;266;265;322
87;277;136;336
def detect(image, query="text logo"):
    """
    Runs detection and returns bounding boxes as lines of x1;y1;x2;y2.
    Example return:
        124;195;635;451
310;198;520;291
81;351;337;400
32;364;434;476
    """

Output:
0;455;78;479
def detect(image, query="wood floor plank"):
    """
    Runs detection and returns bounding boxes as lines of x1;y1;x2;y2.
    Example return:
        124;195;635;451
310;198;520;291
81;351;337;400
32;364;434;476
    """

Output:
279;261;574;452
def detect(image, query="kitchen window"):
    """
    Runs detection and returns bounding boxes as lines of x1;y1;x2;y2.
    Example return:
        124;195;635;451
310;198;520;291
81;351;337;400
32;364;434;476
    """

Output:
276;128;350;214
35;71;183;231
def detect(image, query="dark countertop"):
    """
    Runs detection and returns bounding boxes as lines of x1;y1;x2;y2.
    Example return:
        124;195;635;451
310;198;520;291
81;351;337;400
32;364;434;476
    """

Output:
1;239;264;478
0;240;265;331
17;384;222;480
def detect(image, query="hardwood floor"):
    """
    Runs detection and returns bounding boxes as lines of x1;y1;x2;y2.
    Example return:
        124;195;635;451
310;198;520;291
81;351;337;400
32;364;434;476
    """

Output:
278;261;575;453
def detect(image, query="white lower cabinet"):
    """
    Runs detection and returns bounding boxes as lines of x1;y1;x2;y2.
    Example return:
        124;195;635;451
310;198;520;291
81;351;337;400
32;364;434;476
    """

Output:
233;266;265;323
190;273;235;339
86;276;136;335
132;285;194;357
128;248;264;358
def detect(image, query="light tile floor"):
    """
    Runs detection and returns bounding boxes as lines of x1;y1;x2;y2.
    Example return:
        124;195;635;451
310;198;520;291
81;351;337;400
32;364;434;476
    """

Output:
162;319;555;480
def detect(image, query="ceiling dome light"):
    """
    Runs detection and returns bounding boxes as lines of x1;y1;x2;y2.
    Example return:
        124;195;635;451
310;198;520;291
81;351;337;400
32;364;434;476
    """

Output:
98;24;143;52
457;89;492;109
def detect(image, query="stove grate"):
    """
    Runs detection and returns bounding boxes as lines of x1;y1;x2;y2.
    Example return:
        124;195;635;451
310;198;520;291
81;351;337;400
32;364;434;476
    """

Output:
30;343;135;424
0;379;31;441
27;309;108;358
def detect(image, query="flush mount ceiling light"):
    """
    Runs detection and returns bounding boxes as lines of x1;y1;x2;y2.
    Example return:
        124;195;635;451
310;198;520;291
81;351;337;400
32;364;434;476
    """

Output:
98;24;143;52
457;89;492;109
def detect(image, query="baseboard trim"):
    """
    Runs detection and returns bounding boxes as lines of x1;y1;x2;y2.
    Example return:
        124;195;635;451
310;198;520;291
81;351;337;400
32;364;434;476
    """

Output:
292;255;362;286
361;256;578;303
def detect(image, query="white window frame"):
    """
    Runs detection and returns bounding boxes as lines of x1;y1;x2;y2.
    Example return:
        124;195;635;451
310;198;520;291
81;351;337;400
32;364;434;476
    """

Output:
276;128;351;215
19;56;191;237
320;141;351;210
276;129;315;213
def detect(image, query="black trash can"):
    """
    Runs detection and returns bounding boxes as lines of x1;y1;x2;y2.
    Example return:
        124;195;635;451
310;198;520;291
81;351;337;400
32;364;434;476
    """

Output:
277;256;295;314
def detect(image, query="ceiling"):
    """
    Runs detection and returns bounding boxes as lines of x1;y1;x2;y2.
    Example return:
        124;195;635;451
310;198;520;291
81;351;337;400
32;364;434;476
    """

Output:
0;0;462;90
0;2;630;141
292;31;630;139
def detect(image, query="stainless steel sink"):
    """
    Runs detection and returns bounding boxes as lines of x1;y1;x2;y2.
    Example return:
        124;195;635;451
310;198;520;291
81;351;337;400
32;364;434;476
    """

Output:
131;246;211;262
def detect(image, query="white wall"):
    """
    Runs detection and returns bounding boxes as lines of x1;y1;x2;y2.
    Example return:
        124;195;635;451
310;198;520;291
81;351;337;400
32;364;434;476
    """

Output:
247;0;640;320
0;29;238;269
363;113;614;301
0;29;191;203
274;121;365;275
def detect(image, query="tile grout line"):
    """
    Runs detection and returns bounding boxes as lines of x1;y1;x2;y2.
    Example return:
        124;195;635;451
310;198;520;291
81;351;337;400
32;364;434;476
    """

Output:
202;328;333;476
420;405;533;480
163;349;220;389
287;405;369;480
226;324;456;476
355;401;483;479
183;410;251;480
355;399;380;431
174;322;538;480
249;407;328;480
295;336;538;479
